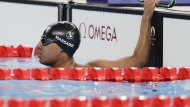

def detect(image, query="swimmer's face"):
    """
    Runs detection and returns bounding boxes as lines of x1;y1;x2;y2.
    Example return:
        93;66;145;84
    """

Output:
36;36;62;66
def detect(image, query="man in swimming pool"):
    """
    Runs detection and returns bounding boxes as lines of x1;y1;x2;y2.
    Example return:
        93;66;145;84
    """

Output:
36;0;159;68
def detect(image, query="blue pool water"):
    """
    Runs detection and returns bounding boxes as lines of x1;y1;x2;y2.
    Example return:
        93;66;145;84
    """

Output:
0;57;190;99
0;57;47;69
1;80;190;99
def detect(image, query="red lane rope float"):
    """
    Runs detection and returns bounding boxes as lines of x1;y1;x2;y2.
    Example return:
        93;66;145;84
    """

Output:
105;68;123;82
33;47;39;57
0;95;190;107
12;68;30;80
70;97;88;107
16;45;33;57
86;68;105;81
178;67;190;80
1;67;190;82
141;67;160;82
0;68;11;80
0;45;33;57
173;95;190;107
49;68;68;80
123;67;141;82
0;46;3;57
50;98;67;107
8;98;26;107
152;95;170;107
160;67;178;81
110;96;130;107
132;96;151;107
67;68;86;80
31;68;49;80
0;45;15;57
0;99;3;107
91;96;109;107
28;98;46;107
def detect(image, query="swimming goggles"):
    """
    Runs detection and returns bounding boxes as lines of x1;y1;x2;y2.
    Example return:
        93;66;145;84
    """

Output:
41;37;57;46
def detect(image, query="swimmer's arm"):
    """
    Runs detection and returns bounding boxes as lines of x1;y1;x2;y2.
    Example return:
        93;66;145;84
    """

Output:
128;0;158;67
86;16;151;68
85;56;141;68
86;0;157;68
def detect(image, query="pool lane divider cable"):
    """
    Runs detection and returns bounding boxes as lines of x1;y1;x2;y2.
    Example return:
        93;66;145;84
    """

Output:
0;95;189;107
0;67;190;81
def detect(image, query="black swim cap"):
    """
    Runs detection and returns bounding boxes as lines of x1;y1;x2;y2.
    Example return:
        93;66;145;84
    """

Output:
43;21;81;57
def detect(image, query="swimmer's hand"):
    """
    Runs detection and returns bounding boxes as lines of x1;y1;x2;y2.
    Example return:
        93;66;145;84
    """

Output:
143;0;160;19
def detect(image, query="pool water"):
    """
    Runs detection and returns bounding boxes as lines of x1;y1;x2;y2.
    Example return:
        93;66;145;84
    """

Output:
0;57;190;99
0;80;190;99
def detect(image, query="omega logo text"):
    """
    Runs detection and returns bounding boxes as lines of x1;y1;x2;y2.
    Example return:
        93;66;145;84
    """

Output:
79;23;117;42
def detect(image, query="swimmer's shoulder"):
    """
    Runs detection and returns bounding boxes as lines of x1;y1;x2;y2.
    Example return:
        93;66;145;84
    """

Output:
73;60;101;68
75;63;92;68
74;60;106;68
84;59;115;68
76;59;123;68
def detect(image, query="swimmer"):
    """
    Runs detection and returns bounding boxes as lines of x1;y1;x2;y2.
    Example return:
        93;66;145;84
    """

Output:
36;0;159;68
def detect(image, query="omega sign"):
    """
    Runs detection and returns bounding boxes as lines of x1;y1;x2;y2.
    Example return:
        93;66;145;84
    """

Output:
78;22;117;42
151;26;156;45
